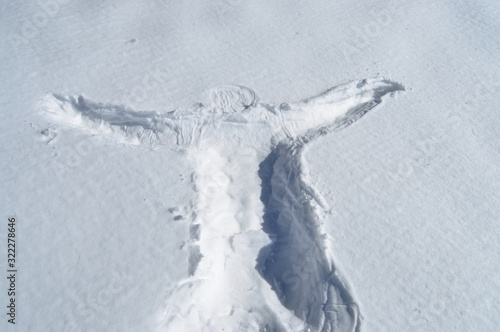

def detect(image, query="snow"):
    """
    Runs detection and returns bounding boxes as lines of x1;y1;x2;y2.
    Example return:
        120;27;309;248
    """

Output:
1;1;499;331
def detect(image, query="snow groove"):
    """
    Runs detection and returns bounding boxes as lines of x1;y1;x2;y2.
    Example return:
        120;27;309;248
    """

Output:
258;143;360;331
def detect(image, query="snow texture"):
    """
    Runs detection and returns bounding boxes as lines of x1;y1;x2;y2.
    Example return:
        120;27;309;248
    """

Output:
2;1;499;331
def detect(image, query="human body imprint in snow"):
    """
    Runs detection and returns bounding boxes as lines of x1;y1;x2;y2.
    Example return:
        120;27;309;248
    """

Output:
42;78;404;332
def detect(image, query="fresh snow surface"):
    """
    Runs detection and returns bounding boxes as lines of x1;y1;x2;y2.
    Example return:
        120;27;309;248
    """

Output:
1;1;500;332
